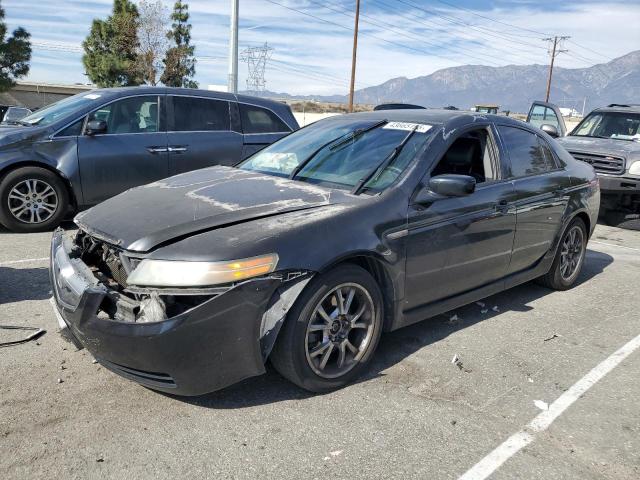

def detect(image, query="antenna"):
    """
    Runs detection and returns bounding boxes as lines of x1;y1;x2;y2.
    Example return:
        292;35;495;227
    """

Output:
240;42;274;92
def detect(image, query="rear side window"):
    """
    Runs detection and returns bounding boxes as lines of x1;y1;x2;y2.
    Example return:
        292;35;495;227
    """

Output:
499;126;554;177
172;96;230;131
239;104;290;134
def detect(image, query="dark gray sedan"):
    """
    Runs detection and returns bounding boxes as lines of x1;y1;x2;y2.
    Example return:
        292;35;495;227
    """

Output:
0;87;298;232
50;110;600;395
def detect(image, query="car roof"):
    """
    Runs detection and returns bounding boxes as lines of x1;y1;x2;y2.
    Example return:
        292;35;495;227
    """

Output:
592;104;640;114
86;86;288;110
335;109;523;128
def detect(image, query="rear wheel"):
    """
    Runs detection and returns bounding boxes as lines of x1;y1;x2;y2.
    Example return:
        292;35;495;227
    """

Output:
537;217;587;290
270;264;384;392
0;166;69;233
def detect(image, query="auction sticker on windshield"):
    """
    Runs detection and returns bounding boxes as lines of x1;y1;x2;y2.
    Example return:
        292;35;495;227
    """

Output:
383;122;432;133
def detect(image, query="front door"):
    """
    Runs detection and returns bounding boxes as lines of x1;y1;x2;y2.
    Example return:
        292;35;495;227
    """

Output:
404;125;517;311
526;101;567;136
167;95;243;175
78;95;168;205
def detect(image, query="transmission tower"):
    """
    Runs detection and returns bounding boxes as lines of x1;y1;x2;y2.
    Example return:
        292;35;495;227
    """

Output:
240;42;274;92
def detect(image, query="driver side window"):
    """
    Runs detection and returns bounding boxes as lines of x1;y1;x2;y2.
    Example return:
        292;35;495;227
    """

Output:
87;96;159;135
431;127;498;183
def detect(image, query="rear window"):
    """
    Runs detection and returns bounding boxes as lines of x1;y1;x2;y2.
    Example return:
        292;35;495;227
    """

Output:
239;104;290;134
499;126;555;177
172;96;230;131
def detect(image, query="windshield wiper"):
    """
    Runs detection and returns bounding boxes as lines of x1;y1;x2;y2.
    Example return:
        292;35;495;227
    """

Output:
352;125;418;195
289;119;387;180
328;119;388;152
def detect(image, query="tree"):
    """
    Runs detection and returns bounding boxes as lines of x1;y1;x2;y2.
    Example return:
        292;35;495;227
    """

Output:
0;5;31;92
136;0;170;85
161;1;197;88
82;0;142;87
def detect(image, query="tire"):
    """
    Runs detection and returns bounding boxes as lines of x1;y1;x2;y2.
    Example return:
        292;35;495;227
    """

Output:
270;264;384;392
0;166;70;233
536;217;587;290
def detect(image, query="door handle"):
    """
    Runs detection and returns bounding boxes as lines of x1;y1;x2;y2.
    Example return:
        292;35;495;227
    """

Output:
147;147;168;154
168;146;188;153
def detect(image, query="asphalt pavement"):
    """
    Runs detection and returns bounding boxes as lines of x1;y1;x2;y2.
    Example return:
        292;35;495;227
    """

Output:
1;223;638;479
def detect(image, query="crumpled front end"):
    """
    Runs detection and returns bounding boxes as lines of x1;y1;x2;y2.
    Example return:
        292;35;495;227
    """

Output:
49;229;310;395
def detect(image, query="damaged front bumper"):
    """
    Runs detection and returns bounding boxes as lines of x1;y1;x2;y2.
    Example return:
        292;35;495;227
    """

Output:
49;229;310;396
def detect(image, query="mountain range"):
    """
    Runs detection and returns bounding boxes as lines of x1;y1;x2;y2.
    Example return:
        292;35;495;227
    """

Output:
246;50;640;113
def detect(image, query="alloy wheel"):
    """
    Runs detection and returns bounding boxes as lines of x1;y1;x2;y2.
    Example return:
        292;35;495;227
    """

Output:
559;225;584;281
7;179;59;224
305;283;376;379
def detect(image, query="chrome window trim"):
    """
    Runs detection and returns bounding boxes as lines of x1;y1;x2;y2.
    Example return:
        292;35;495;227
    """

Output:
49;93;162;139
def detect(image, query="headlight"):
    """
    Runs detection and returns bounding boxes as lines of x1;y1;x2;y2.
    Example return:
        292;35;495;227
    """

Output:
126;254;279;287
629;161;640;175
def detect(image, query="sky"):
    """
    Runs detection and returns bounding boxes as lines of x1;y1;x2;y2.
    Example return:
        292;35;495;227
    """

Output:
3;0;640;96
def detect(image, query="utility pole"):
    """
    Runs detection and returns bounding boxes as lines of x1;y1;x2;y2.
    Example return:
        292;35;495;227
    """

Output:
543;35;569;102
348;0;361;113
228;0;239;94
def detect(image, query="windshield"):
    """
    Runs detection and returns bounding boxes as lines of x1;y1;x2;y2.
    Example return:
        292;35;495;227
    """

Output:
19;92;104;127
238;118;433;192
571;111;640;141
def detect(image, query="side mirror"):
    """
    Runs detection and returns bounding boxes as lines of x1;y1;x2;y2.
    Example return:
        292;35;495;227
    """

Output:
429;174;476;197
85;120;107;136
540;124;559;138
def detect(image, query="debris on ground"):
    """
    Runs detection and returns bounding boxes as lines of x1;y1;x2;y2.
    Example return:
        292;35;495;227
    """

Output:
330;450;343;457
96;457;104;463
451;354;472;373
448;314;459;324
92;359;98;364
534;400;549;411
0;325;46;348
492;306;500;312
528;378;534;383
476;301;485;308
57;378;63;384
481;309;489;314
544;333;561;342
450;420;457;426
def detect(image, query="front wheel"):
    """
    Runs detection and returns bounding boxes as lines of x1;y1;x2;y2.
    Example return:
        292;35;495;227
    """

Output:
270;264;384;392
0;167;70;233
537;217;587;290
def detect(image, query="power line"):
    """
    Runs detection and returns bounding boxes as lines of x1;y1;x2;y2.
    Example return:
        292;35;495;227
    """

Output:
264;0;509;68
317;0;539;66
430;0;551;38
393;0;550;53
366;0;547;64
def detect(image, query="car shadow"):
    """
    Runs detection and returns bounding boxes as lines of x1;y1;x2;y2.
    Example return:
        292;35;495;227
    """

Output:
172;249;613;409
0;265;51;304
0;220;76;234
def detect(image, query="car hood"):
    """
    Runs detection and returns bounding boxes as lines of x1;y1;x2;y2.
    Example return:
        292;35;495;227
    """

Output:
558;136;640;157
75;166;342;252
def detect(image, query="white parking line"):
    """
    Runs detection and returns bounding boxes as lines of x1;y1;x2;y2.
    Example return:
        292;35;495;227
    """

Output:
458;332;640;480
590;240;640;252
0;257;48;266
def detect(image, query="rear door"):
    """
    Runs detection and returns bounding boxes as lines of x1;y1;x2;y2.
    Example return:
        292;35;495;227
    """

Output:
238;102;293;159
78;94;169;205
167;95;243;175
526;101;567;136
496;125;570;275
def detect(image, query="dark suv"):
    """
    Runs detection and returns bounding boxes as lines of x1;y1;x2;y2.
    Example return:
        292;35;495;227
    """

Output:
0;87;298;232
557;104;640;228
